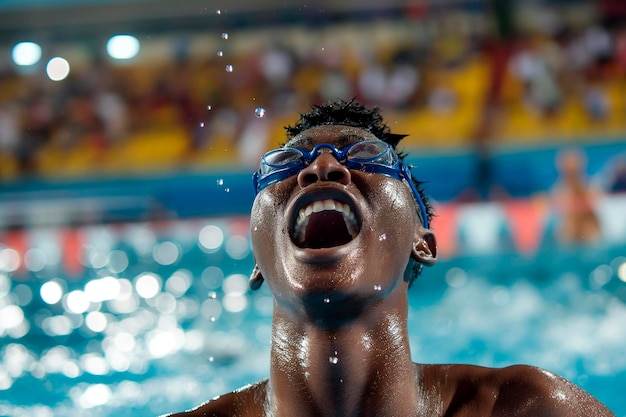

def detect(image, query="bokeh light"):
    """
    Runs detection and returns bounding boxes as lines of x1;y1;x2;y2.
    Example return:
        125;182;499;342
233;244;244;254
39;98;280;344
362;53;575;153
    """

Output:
106;34;140;60
11;41;42;66
46;57;70;81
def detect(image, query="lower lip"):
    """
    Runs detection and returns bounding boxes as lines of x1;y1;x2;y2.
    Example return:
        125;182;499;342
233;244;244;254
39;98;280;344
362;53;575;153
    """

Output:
292;239;356;264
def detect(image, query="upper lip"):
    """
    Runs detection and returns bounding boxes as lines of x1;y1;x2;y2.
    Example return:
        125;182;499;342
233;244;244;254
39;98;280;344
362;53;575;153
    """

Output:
287;185;362;242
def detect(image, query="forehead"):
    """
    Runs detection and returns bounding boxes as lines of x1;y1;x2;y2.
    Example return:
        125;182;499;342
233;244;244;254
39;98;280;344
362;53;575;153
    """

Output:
284;125;380;148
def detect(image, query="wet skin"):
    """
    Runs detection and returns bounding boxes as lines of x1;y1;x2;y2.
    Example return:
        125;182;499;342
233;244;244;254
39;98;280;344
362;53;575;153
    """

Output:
166;125;615;417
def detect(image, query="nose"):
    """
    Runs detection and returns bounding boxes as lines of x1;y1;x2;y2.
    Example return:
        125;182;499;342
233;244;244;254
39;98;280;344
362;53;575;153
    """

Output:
297;152;352;188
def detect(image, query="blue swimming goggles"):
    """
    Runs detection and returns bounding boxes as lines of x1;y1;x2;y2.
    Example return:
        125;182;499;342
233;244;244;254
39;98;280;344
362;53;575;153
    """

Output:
252;140;429;228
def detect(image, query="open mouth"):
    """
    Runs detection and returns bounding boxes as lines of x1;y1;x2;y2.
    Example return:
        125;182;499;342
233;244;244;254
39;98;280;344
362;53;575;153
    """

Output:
292;199;361;249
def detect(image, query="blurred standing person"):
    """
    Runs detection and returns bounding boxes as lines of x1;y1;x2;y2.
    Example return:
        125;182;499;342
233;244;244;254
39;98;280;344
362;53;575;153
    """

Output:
468;0;517;201
552;148;601;244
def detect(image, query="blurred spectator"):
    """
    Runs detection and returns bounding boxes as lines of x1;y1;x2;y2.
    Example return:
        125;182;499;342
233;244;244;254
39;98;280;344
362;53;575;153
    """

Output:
551;149;601;244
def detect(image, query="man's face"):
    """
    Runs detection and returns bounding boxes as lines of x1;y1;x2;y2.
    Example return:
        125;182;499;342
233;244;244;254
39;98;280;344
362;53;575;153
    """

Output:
250;125;420;314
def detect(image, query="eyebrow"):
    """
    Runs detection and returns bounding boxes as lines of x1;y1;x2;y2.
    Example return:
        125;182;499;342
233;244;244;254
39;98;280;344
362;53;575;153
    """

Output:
286;133;368;148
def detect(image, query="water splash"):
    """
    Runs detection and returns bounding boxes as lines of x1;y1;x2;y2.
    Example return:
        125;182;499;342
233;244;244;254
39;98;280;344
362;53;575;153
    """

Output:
254;107;266;118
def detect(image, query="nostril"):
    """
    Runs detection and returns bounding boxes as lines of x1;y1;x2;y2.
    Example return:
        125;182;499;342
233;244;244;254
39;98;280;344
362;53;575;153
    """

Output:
301;172;319;186
327;171;345;182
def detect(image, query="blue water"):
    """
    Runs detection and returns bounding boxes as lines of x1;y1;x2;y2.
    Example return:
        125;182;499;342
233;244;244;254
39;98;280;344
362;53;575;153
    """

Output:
0;217;625;416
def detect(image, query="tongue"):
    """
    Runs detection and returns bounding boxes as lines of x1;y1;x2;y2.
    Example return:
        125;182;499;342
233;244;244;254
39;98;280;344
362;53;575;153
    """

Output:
301;211;353;249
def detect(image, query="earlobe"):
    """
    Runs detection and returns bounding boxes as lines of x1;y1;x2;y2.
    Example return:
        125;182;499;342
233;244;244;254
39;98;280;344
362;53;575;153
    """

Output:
249;264;264;290
411;228;438;266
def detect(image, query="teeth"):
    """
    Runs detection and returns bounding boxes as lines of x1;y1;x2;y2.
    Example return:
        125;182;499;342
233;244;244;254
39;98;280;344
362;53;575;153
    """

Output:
294;199;359;244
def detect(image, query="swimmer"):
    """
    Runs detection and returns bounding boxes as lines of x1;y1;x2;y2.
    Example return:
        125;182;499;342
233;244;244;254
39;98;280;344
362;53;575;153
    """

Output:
166;100;615;417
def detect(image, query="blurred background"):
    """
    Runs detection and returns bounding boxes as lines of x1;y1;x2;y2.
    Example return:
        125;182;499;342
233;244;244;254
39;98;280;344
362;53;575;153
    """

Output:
0;0;625;416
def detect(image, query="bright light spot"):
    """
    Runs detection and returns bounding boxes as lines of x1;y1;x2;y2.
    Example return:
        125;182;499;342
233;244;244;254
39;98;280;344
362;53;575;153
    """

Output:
135;273;161;299
80;354;109;375
107;250;129;273
225;235;250;260
113;332;136;352
62;361;81;378
65;290;90;314
201;266;224;289
42;315;73;336
85;311;108;332
0;305;24;329
165;270;192;297
201;298;222;321
222;293;248;313
24;248;47;272
79;383;112;408
183;329;204;353
0;247;20;272
618;262;626;283
154;292;177;314
106;34;140;60
40;280;64;304
85;276;120;302
12;41;42;66
0;273;9;296
223;274;247;295
153;241;180;265
40;346;71;374
46;57;70;81
147;328;184;358
198;225;224;252
0;369;13;390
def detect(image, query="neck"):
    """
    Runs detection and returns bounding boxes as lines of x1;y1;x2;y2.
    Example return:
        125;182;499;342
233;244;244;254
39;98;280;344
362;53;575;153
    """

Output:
265;287;420;417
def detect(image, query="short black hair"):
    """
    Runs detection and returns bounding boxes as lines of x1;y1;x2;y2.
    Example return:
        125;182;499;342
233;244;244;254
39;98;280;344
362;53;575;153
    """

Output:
285;99;433;284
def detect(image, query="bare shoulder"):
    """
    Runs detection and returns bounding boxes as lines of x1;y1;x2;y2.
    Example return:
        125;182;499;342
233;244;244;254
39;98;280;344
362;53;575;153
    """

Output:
162;379;268;417
419;364;615;417
492;365;614;417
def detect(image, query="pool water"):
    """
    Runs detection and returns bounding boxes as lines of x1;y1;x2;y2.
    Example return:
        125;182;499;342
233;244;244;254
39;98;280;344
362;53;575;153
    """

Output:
0;216;625;416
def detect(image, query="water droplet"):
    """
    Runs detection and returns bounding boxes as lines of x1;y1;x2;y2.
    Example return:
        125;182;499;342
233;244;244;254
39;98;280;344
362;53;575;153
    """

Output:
378;234;386;241
209;356;214;362
374;285;382;291
217;50;223;57
221;33;229;40
216;179;224;186
216;9;221;15
209;316;216;322
224;188;230;193
225;64;233;73
323;298;330;304
253;227;258;232
329;356;339;364
199;122;205;128
208;291;217;299
254;107;266;118
207;105;212;110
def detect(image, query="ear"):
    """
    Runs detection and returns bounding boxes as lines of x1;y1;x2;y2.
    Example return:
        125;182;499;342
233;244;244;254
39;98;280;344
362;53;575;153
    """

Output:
248;264;264;290
411;226;437;266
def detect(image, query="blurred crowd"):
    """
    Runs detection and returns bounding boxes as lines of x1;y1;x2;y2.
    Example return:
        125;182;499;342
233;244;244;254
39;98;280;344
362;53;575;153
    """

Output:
0;2;625;186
